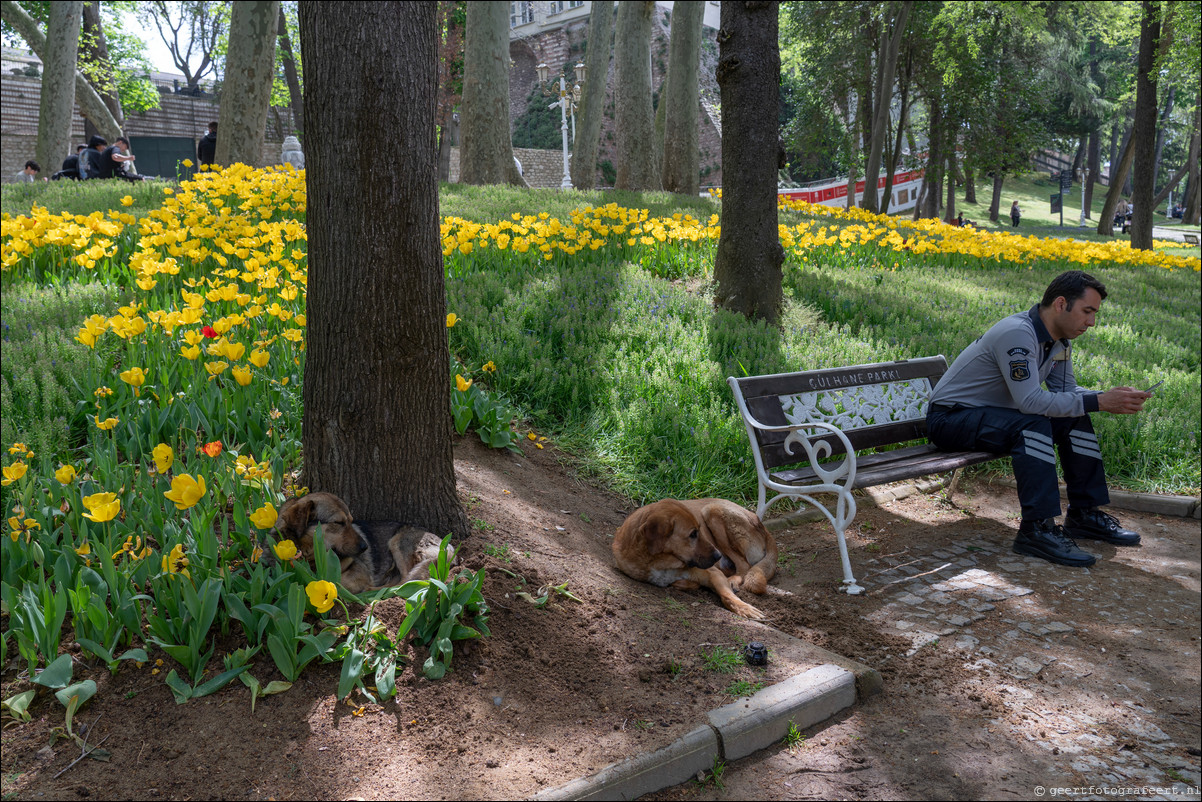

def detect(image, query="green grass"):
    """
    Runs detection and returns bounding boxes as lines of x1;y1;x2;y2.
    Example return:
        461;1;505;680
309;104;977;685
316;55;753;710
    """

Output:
701;645;744;674
1;177;173;218
438;182;718;224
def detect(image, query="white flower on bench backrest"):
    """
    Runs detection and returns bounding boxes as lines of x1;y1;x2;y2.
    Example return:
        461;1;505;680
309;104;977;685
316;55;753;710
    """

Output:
779;379;934;430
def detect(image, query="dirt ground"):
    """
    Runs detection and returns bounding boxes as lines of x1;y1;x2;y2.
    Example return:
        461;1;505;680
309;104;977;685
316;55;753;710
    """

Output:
2;436;1199;801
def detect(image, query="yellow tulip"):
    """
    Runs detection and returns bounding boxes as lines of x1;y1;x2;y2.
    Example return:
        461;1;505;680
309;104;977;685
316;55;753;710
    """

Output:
455;374;473;392
204;360;229;378
55;464;77;484
446;313;458;328
232;365;253;386
82;492;121;523
164;474;206;510
153;443;174;473
274;539;298;561
161;543;190;577
2;462;28;486
120;195;134;207
95;417;119;431
249;502;278;530
249;349;270;367
120;366;146;387
306;580;338;614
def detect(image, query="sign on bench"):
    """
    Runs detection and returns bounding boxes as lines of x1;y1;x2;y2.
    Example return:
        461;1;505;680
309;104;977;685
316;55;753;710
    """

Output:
728;357;998;595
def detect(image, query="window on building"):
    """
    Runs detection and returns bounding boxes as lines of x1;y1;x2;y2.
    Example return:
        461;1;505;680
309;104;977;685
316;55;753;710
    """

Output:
510;1;534;27
548;1;584;14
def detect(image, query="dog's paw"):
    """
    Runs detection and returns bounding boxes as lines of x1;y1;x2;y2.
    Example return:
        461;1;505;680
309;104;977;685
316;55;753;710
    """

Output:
729;598;766;620
728;575;744;592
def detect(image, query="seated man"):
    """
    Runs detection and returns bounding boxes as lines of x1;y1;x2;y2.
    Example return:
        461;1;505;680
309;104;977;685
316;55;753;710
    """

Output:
79;135;107;179
14;160;40;182
98;137;138;180
53;145;86;180
926;270;1149;567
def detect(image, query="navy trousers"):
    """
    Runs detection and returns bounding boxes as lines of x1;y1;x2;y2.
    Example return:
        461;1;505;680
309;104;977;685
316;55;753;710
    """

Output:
927;406;1110;522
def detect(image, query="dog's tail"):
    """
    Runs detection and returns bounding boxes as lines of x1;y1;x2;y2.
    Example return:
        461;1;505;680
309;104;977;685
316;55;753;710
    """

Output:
741;517;778;596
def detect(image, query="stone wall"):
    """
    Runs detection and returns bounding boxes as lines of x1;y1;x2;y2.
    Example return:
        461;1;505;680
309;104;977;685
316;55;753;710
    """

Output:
1;73;288;181
448;146;570;189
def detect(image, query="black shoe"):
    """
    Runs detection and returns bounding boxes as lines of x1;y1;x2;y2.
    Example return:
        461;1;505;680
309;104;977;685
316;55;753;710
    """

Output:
1063;507;1141;546
1013;518;1097;567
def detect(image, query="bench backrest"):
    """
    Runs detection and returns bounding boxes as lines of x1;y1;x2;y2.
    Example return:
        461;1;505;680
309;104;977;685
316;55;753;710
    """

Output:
729;356;950;471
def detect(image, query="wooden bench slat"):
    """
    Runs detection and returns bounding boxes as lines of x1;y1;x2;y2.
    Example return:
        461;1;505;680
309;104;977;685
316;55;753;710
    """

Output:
732;356;949;399
756;419;932;471
771;445;997;487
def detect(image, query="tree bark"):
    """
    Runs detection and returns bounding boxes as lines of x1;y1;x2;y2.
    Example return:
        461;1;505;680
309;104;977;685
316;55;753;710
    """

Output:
963;166;976;205
1151;84;1174;194
216;1;279;166
713;0;783;325
299;1;468;538
661;0;704;195
36;1;82;174
1130;0;1162;250
277;4;304;136
1151;163;1187;209
943;153;956;223
614;1;659;191
1;0;120;141
1098;134;1136;236
1084;127;1099;218
571;0;613;189
989;174;1004;222
862;0;911;213
459;1;526;186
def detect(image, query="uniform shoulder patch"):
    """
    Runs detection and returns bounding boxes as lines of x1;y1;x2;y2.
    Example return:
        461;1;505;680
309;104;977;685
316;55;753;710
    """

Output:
1009;359;1032;381
1007;347;1032;357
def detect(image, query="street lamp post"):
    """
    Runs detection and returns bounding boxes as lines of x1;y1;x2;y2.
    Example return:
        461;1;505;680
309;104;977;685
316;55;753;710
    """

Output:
536;61;585;189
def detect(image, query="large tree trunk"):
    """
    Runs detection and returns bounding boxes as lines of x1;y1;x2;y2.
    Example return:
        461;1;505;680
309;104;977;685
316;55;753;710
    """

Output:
81;2;123;131
277;4;304;136
36;1;82;174
1151;84;1174;195
862;1;911;213
713;1;783;325
916;90;942;219
1084;127;1099;218
570;0;613;189
299;1;468;538
614;1;659;191
459;1;525;186
943;153;956;223
216;1;279;166
989;174;1004;222
660;0;704;195
1130;0;1162;250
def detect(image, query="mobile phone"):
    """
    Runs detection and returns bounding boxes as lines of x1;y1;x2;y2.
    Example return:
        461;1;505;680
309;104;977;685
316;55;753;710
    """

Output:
1144;380;1164;393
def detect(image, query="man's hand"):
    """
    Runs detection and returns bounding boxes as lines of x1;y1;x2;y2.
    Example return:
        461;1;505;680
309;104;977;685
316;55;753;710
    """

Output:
1098;387;1151;414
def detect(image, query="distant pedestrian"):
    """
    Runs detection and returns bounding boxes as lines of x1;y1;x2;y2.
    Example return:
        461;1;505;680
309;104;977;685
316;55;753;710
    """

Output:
197;121;218;166
14;160;41;182
1010;200;1022;228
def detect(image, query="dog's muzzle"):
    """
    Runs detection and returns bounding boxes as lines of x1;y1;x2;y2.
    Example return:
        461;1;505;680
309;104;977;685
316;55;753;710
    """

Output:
689;548;724;570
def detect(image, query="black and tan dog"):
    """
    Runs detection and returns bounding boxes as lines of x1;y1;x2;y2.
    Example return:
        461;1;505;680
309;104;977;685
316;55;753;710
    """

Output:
271;492;445;594
612;498;778;620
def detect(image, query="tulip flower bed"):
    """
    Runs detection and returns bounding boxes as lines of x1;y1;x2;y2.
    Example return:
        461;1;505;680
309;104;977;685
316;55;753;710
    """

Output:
1;166;1199;725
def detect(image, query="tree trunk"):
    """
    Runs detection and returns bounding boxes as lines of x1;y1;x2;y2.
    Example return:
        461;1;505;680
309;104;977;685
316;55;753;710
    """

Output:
1151;164;1187;209
459;1;526;186
1151;84;1174;194
943;153;956;223
1;0;120;141
36;1;82;174
1084;127;1099;217
713;0;783;325
1098;134;1136;236
917;91;942;219
862;1;911;214
989;174;1003;222
277;4;304;136
614;1;659;191
964;166;976;205
844;93;860;211
661;0;704;195
216;1;279;166
570;0;613;190
1184;87;1201;225
81;2;123;129
1130;0;1162;251
298;1;468;538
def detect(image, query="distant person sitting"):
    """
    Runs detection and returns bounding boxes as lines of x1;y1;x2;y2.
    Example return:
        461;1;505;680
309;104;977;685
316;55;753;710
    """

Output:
197;121;218;166
14;160;41;182
98;137;138;181
53;145;86;180
79;135;107;179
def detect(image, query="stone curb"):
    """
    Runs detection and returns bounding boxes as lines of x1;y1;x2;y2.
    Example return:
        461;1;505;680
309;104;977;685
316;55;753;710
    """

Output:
531;664;858;801
989;477;1200;519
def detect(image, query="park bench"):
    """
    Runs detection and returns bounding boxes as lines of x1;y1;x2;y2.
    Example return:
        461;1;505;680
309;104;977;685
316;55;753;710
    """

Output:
728;356;1000;595
1183;233;1199;247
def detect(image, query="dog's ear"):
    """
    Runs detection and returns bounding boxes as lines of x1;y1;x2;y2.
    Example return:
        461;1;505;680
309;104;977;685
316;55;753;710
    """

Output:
274;496;315;539
640;515;677;552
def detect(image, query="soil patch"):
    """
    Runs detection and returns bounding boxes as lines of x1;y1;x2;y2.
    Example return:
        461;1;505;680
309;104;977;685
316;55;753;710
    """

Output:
2;438;1199;800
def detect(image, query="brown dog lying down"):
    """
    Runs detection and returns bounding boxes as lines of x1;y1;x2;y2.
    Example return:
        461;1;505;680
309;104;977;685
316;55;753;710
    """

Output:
612;498;778;620
271;492;444;594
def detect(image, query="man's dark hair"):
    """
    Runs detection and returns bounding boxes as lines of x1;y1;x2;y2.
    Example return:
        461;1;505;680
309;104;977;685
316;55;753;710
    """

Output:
75;144;86;153
208;122;218;132
24;160;40;172
115;137;130;147
1041;270;1107;310
88;134;107;149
